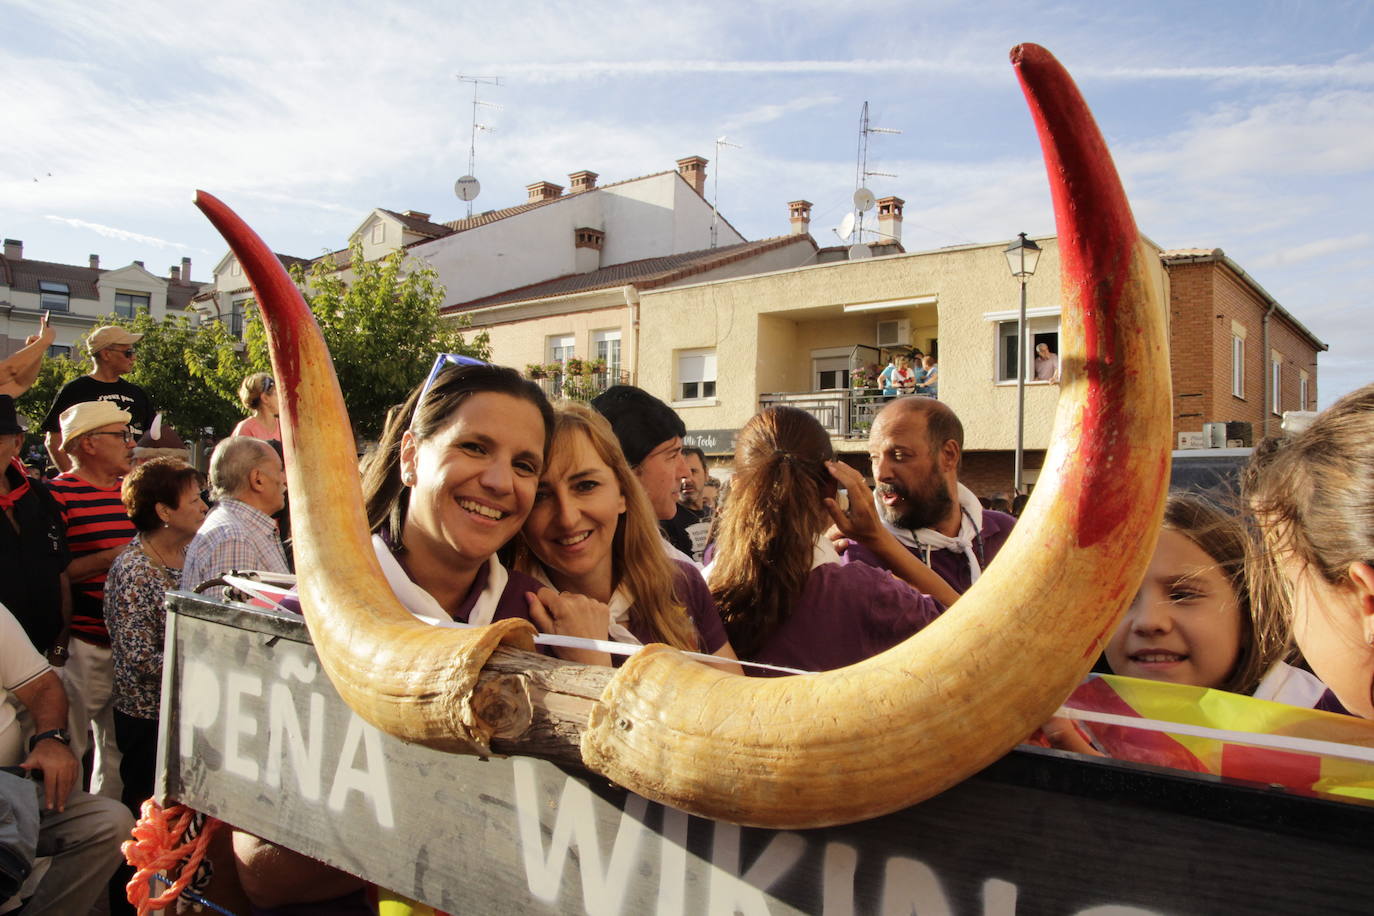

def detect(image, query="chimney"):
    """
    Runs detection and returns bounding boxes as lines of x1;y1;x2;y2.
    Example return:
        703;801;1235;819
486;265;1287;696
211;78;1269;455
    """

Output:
181;256;191;283
676;156;708;196
3;239;20;260
788;200;813;236
402;210;431;221
569;170;599;193
876;196;904;244
573;227;605;274
89;254;100;270
526;181;564;202
170;266;181;283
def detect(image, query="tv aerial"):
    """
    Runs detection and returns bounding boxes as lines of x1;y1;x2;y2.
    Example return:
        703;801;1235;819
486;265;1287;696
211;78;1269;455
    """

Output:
850;101;901;251
710;135;743;248
455;74;502;218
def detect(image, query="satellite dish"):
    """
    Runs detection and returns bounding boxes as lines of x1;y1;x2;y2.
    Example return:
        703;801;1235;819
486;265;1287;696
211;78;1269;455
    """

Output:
836;212;856;243
454;175;481;202
853;187;876;212
848;244;873;261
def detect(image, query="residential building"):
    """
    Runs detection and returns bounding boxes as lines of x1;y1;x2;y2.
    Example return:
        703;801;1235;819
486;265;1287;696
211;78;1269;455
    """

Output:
196;156;748;332
623;237;1321;497
1162;249;1326;443
1;239;206;358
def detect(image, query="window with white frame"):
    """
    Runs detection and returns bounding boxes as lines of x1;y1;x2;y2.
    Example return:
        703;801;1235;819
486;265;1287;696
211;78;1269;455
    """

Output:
1231;334;1245;398
115;290;150;318
39;281;70;312
593;329;621;380
371;222;385;244
1271;355;1282;415
1299;372;1309;411
548;334;575;365
677;349;717;401
994;316;1060;383
229;298;248;337
813;352;851;390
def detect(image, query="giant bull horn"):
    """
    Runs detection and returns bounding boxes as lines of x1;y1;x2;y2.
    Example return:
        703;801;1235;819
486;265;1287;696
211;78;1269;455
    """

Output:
193;190;540;755
196;41;1170;829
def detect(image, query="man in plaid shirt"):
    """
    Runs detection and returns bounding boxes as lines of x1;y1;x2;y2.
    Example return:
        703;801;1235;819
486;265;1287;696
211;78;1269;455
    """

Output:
183;438;288;600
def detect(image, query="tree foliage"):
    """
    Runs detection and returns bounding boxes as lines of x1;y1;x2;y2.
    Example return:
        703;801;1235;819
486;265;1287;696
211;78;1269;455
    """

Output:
15;242;482;450
287;242;489;441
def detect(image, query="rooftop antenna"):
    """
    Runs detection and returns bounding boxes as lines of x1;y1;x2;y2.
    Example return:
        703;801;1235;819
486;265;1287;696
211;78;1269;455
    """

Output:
710;136;742;249
456;75;502;218
852;101;901;245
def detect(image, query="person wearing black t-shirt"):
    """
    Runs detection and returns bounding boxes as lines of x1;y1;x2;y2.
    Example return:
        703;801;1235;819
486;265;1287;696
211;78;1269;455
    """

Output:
42;326;153;473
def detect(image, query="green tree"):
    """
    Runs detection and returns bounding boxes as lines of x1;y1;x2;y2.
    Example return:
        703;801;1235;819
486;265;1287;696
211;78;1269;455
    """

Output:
288;242;489;441
15;242;481;451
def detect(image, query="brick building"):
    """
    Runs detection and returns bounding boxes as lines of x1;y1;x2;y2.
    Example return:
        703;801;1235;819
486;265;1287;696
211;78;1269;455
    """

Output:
1162;249;1326;444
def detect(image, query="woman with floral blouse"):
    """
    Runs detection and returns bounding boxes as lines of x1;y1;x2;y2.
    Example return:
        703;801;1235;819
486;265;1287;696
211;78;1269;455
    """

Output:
103;457;207;816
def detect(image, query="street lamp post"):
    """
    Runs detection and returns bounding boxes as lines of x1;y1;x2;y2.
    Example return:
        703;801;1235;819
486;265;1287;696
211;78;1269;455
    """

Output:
1004;232;1042;496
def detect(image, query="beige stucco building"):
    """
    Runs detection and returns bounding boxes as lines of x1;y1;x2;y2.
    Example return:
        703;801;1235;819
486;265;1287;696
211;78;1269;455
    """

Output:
1;238;206;358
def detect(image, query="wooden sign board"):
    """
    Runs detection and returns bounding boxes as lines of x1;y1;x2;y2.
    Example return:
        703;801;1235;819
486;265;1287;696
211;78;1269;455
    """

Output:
160;595;1374;914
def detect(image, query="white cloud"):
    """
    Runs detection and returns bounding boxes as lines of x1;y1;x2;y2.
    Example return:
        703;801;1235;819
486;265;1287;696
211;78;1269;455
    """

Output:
42;216;197;251
1251;233;1374;269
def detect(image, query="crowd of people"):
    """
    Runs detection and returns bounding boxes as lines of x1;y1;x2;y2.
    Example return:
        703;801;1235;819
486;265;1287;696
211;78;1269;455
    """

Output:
1;323;1372;913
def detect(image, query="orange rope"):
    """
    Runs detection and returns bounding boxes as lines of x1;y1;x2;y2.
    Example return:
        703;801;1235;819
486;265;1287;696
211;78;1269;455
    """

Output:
122;799;223;915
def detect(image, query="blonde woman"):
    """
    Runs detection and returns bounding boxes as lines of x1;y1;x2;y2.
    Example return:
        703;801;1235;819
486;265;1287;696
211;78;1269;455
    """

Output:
515;402;737;668
232;372;280;440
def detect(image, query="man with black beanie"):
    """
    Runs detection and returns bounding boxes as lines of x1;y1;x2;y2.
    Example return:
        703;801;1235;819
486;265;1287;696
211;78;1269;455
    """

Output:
589;385;696;564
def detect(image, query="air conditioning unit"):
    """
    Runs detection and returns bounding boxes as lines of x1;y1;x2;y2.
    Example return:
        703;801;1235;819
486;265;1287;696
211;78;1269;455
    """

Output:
876;319;910;349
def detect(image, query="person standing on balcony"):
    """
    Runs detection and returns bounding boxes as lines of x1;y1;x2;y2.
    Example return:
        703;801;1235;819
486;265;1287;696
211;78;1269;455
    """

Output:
41;327;152;474
840;396;1015;595
590;385;698;568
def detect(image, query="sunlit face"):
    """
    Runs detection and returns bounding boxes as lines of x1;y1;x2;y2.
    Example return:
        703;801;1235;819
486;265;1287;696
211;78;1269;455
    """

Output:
1280;545;1374;718
679;451;707;507
400;393;545;573
81;422;135;476
100;345;135;376
254;447;288;515
635;436;688;521
162;480;209;538
868;408;952;531
523;429;626;592
1105;529;1243;689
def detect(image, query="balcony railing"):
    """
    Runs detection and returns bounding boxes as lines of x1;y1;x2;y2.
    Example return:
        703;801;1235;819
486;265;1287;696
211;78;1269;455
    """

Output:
760;389;923;438
531;370;630;404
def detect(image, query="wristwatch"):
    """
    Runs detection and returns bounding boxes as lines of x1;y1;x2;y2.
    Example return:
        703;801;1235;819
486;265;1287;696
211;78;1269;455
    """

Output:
28;728;71;752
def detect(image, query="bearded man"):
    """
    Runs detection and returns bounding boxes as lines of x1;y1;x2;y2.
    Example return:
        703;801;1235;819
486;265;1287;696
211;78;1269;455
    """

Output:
844;396;1015;594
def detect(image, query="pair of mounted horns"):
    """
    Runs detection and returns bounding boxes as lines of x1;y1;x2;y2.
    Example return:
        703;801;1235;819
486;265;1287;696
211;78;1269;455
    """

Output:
195;42;1169;829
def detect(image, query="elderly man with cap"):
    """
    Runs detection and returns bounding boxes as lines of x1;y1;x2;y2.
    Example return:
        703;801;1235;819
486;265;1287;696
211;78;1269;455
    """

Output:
0;396;71;660
590;385;698;566
43;401;138;798
41;325;153;474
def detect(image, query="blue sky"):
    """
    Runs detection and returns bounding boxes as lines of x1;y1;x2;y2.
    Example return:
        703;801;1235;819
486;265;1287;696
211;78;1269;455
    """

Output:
3;0;1371;407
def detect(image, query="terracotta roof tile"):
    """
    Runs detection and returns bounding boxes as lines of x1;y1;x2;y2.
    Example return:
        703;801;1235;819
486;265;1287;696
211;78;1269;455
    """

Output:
6;258;102;300
445;234;814;312
378;209;455;239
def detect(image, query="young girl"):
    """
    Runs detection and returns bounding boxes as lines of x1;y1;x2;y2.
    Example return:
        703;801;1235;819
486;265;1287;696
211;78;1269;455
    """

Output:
1245;383;1374;720
707;405;957;673
1041;491;1340;756
513;402;737;668
1103;492;1326;703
